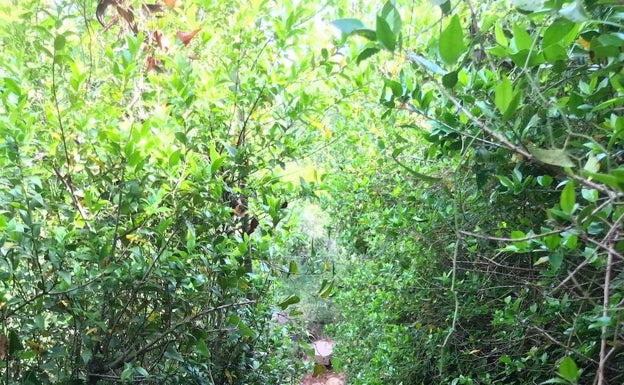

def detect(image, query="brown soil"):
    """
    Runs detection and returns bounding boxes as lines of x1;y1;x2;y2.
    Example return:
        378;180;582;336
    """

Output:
299;339;345;385
300;370;345;385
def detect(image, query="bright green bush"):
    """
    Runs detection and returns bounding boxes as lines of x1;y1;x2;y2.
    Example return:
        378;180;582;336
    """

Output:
0;0;336;383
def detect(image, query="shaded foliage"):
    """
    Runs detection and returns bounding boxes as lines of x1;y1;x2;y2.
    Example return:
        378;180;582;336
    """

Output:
324;1;624;384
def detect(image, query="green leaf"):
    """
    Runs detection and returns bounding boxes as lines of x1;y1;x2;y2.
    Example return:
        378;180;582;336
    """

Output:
58;271;72;286
81;348;92;365
439;15;465;65
527;145;575;168
356;47;380;64
442;71;458;88
537;175;553;187
540;379;570;384
54;35;66;51
510;0;545;11
559;0;588;22
277;294;300;310
8;330;23;354
582;170;624;191
376;16;396;51
406;53;447;75
560;182;576;214
135;367;149;377
495;76;513;115
494;23;508;47
502;89;522;121
288;260;298;275
512;24;532;52
196;339;209;357
121;366;133;381
330;19;377;41
352;29;377;41
543;44;567;63
185;220;196;252
228;315;256;338
210;155;225;175
544;234;561;250
549;253;563;271
588;315;611;329
543;19;575;48
164;345;184;361
534;256;550;266
318;279;334;298
581;188;598;203
558;356;580;382
331;18;366;35
223;142;238;159
312;364;327;377
380;0;402;34
383;78;403;97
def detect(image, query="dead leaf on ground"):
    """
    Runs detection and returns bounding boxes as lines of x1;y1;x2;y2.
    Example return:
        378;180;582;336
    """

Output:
177;28;201;46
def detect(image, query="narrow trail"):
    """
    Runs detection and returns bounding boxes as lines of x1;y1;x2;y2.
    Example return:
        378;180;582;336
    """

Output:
300;370;345;385
299;339;345;385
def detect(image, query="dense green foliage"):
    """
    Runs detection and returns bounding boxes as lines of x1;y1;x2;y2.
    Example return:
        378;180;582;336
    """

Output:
2;0;623;384
323;1;624;384
0;0;337;383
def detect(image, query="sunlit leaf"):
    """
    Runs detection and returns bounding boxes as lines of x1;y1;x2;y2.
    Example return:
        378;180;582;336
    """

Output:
495;76;513;115
510;0;544;12
406;53;447;75
543;19;575;48
558;357;580;382
376;15;396;51
331;18;366;35
439;15;465;65
380;0;401;34
560;182;576;214
560;0;588;22
527;145;575;168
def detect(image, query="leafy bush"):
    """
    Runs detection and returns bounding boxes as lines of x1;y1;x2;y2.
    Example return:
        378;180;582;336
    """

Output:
323;1;624;384
0;0;336;383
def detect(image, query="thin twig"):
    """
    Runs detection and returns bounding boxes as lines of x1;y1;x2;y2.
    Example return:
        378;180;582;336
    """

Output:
106;300;256;370
51;163;94;231
459;228;569;243
530;325;600;365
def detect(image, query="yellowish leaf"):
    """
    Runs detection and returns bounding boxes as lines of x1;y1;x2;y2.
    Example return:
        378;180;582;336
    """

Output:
26;340;46;355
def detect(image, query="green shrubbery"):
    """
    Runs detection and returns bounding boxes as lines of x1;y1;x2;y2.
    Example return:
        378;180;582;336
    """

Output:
0;0;335;383
323;1;624;384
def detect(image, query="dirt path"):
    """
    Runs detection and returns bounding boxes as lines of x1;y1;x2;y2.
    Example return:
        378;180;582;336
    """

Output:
299;339;345;385
300;370;345;385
